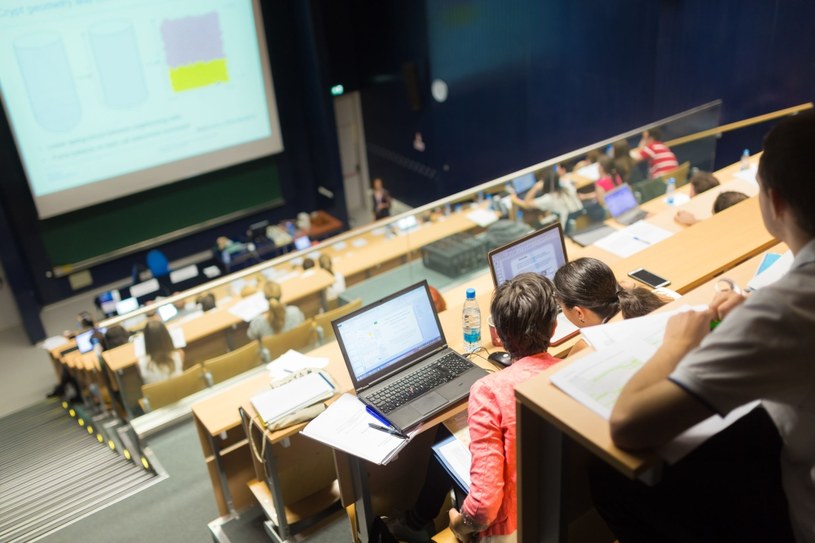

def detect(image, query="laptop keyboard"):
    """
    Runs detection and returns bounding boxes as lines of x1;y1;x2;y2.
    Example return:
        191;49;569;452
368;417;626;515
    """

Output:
367;353;474;413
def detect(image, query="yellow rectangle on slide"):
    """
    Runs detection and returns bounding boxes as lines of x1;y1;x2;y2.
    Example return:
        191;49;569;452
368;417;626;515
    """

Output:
169;59;229;92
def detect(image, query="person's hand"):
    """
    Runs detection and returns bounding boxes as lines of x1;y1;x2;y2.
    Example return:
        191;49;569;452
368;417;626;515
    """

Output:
709;291;746;320
662;308;714;358
448;508;472;542
674;210;698;226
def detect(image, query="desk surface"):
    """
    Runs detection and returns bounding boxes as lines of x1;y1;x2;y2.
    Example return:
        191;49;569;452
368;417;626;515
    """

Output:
515;244;785;479
103;268;335;372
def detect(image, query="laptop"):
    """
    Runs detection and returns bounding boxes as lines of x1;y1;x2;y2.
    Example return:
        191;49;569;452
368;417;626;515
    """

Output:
76;327;107;354
604;184;647;226
332;281;488;433
487;223;580;346
509;172;537;198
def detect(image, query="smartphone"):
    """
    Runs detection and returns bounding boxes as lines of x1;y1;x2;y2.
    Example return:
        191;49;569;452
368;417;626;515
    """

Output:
628;268;671;289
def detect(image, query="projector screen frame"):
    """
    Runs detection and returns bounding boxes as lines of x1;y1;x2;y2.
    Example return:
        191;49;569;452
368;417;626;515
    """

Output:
0;0;285;219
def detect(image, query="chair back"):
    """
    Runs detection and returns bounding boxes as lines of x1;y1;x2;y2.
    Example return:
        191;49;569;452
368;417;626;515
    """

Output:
657;161;691;187
632;178;667;203
203;342;262;385
314;299;363;344
141;364;207;412
260;320;317;362
146;249;169;278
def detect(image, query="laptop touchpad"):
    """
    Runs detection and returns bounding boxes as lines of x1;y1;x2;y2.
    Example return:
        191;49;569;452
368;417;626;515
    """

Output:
413;392;446;414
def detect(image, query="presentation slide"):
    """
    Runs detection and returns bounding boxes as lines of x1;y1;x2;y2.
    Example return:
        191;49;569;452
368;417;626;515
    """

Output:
0;0;283;218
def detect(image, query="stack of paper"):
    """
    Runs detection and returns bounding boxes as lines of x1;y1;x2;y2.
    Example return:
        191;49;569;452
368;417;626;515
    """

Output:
251;372;335;427
228;292;268;322
550;306;758;464
466;208;498;227
301;394;412;465
594;221;673;257
267;349;330;380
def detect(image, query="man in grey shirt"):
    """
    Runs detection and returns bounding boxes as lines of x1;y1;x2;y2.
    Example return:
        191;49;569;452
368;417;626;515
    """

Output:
605;112;815;542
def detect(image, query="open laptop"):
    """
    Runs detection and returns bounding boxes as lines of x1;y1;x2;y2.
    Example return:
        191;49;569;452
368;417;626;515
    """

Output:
604;184;648;226
509;172;537;198
332;281;488;433
487;223;580;346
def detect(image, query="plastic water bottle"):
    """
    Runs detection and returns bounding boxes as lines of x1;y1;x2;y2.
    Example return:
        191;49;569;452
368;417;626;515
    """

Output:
740;149;751;170
665;177;676;205
462;288;481;353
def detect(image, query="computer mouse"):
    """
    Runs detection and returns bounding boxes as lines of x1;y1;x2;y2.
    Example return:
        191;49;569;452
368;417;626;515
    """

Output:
487;351;512;367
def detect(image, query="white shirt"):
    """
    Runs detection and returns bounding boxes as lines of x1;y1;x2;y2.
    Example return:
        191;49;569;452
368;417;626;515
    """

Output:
138;351;183;385
671;239;815;542
532;180;582;228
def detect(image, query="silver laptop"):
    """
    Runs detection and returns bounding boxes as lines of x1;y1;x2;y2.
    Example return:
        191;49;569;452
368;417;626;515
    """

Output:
332;281;487;433
604;184;647;226
487;223;579;346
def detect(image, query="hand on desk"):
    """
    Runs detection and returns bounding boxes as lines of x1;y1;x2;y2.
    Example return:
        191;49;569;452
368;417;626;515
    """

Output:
709;290;747;321
674;209;699;226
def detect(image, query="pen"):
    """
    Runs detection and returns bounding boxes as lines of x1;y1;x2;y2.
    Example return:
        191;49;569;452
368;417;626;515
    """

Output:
710;319;721;330
368;422;408;439
632;236;651;245
365;404;398;430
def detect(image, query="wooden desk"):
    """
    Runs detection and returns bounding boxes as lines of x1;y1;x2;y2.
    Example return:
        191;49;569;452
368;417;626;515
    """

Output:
514;245;785;542
610;196;776;294
324;208;494;284
102;269;335;418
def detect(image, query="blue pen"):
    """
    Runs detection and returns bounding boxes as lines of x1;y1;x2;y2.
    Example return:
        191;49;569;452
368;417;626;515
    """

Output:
365;404;394;427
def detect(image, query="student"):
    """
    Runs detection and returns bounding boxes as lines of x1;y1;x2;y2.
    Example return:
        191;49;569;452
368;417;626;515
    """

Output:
372;177;392;220
688;170;720;197
674;190;749;226
247;298;305;341
554;257;669;327
103;325;130;350
632;127;678;179
261;281;305;325
301;257;315;270
612;139;644;184
388;273;562;543
196;292;216;312
591;155;625;205
318;254;346;307
602;111;815;542
137;320;184;385
508;169;582;230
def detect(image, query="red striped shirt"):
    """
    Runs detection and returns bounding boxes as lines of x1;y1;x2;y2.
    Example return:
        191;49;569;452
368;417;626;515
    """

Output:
639;142;678;178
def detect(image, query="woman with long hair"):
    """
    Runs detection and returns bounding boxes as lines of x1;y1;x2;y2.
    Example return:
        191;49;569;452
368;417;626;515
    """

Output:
138;320;184;384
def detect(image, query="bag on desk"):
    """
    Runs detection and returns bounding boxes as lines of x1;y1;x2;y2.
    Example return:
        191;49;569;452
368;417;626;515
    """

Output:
255;368;337;431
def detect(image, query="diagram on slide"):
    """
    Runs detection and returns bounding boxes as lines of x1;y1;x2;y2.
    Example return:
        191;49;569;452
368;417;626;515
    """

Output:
89;21;148;108
13;33;82;132
160;11;229;92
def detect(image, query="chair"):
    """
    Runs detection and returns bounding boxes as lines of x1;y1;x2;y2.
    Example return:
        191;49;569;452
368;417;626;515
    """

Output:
314;299;363;344
260;320;318;362
203;342;262;385
632;178;667;204
146;249;169;279
657;161;691;188
140;364;207;412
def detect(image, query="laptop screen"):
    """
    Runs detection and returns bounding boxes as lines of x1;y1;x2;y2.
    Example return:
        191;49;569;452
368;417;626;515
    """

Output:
511;172;536;195
333;281;445;387
604;184;639;217
76;327;107;354
488;223;568;287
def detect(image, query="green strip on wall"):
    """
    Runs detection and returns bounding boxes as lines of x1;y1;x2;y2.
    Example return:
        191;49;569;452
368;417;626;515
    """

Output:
39;157;282;266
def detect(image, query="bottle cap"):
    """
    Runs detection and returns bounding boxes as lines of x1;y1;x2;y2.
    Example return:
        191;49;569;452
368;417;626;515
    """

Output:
466;288;476;299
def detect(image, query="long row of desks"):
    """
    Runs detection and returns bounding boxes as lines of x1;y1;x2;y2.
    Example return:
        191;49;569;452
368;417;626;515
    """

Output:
191;166;778;543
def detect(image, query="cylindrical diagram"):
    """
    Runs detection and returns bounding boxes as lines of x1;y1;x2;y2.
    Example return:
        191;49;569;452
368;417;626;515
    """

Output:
89;20;148;108
13;33;82;132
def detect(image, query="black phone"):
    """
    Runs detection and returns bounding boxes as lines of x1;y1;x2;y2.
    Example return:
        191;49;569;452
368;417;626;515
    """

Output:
628;268;671;289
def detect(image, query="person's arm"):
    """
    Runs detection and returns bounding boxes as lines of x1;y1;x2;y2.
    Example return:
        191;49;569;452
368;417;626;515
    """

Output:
610;309;716;449
457;383;505;533
522;180;545;207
